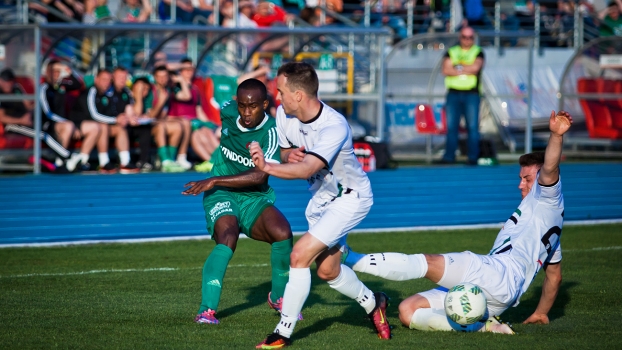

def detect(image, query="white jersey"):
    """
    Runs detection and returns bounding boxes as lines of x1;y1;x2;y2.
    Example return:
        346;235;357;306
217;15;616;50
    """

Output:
275;103;373;203
489;172;564;305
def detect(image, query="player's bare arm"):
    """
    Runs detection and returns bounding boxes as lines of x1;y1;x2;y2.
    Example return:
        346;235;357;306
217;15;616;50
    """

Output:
523;262;562;325
281;146;305;163
251;142;324;179
182;168;269;195
539;110;573;186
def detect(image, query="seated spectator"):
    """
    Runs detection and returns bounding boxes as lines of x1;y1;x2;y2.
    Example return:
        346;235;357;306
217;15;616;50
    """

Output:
69;69;139;174
109;66;155;172
41;0;84;22
0;68;75;173
143;66;186;173
253;0;290;26
41;60;102;172
168;58;220;172
599;0;622;37
117;0;152;22
159;0;211;23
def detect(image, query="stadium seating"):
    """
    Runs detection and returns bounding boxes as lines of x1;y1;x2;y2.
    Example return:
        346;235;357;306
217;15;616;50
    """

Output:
0;76;35;151
415;103;446;135
577;78;622;139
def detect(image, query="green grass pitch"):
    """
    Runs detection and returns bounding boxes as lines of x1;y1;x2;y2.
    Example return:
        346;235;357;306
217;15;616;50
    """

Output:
1;223;621;349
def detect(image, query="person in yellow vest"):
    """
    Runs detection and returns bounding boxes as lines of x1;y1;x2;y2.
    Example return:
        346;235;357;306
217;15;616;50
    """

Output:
438;26;485;165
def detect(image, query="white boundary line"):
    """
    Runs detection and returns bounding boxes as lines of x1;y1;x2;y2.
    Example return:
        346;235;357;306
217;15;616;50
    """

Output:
1;219;621;248
0;263;269;279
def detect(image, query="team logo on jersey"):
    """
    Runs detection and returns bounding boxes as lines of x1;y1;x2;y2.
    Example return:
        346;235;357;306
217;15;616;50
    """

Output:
299;128;308;135
222;128;228;136
221;145;254;167
209;201;232;221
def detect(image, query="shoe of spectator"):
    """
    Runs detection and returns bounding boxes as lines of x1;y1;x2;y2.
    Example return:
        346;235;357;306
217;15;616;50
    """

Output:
136;161;154;173
162;160;186;173
195;160;214;173
120;163;140;174
98;163;118;174
79;162;94;172
177;157;193;170
65;153;82;172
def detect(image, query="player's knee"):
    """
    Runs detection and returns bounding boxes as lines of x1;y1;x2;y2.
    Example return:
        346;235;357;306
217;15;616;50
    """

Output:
316;265;339;281
288;249;310;268
398;301;417;327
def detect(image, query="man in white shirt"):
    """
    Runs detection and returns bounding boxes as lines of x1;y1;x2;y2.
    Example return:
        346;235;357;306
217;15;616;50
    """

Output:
342;110;572;334
250;62;391;349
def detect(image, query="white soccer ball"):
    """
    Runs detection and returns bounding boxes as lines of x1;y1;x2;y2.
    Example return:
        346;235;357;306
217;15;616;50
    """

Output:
444;283;488;325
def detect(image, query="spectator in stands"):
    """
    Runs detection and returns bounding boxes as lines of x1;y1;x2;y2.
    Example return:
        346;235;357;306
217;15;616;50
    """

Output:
599;0;622;37
143;66;186;173
40;60;100;172
253;0;291;26
116;0;152;22
0;68;70;172
437;26;484;165
460;0;492;30
159;0;211;23
168;58;220;172
42;0;84;22
498;0;520;45
110;66;155;172
69;69;139;174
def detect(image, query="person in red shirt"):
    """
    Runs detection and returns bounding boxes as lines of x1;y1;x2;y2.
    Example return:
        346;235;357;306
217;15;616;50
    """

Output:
252;1;289;27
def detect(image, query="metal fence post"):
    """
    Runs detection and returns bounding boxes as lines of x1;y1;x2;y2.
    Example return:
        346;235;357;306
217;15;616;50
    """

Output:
526;37;534;154
377;34;385;140
406;0;413;38
534;4;540;50
494;1;500;49
34;26;42;174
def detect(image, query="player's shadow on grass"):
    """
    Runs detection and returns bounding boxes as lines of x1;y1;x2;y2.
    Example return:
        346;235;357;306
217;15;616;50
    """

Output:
501;281;578;323
218;281;273;319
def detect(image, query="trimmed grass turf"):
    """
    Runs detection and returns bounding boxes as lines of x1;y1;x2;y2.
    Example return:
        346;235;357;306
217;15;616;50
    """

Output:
1;223;621;349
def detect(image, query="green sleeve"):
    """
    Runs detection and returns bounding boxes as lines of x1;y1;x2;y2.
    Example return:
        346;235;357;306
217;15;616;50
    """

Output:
261;125;281;164
219;100;238;123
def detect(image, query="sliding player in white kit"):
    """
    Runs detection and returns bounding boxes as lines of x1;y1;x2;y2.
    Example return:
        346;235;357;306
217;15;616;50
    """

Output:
342;110;573;334
250;62;391;349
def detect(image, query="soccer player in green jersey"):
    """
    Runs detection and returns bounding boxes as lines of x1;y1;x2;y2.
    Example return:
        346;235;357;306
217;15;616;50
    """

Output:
182;78;297;324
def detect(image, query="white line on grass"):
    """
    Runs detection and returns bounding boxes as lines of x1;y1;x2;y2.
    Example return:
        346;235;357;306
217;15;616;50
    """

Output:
0;264;268;279
564;246;622;252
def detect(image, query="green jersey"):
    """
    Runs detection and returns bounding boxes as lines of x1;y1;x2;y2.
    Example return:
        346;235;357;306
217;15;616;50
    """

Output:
211;100;280;193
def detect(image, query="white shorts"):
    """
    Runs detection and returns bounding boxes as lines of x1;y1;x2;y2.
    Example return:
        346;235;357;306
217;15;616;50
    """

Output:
419;251;525;317
305;190;372;249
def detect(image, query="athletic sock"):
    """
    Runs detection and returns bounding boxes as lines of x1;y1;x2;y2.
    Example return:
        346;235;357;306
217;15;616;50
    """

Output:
98;152;110;167
177;153;188;163
198;244;233;313
167;146;178;160
79;153;89;164
270;239;292;302
410;308;454;331
157;146;171;162
352;253;428;281
327;265;376;314
119;151;130;166
274;267;310;338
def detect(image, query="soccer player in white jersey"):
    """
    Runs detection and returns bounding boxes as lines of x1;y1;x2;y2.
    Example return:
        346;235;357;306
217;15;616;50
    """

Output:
249;62;391;348
341;110;573;334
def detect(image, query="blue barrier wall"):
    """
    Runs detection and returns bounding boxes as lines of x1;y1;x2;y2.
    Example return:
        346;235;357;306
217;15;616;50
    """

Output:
1;163;621;245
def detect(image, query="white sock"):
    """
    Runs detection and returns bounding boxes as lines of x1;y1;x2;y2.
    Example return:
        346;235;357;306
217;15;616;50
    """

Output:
327;265;376;314
79;153;89;164
119;151;130;166
98;152;110;166
352;253;428;281
177;153;187;162
55;157;64;167
274;267;310;338
410;308;454;331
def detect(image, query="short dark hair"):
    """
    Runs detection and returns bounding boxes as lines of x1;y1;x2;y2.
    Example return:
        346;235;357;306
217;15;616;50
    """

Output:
47;59;61;67
237;78;267;101
0;68;16;82
519;152;545;168
277;62;319;97
153;65;168;74
113;66;127;73
96;68;111;76
180;57;193;64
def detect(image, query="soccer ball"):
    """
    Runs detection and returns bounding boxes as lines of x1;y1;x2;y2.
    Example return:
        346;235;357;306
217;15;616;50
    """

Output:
444;283;487;326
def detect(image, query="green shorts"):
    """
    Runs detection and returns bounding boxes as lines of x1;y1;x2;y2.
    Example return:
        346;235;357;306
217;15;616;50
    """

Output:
191;119;218;132
202;188;275;239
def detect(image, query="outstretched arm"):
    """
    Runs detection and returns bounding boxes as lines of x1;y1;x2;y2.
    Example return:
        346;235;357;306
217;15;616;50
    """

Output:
539;110;573;186
523;263;562;324
182;168;269;195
